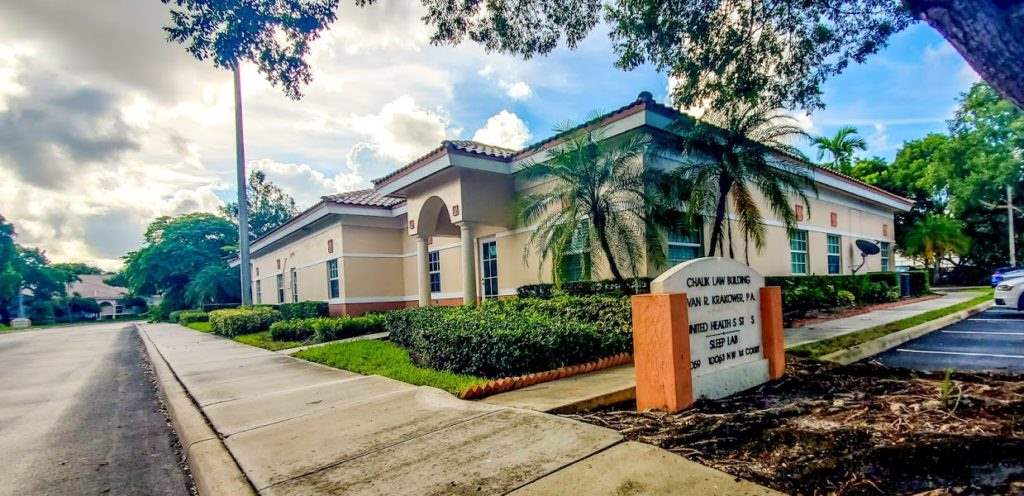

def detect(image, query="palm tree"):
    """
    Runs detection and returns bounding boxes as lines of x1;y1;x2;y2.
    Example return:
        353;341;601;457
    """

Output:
811;126;867;175
662;102;815;260
515;124;660;292
903;214;970;285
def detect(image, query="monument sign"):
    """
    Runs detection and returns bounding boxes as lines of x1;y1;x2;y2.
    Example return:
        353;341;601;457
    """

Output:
631;257;785;412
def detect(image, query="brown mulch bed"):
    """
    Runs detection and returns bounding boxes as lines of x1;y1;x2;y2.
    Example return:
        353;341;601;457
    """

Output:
565;357;1024;495
789;294;943;328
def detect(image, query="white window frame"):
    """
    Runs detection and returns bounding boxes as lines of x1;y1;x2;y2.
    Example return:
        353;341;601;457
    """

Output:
290;268;299;303
826;234;842;275
667;226;702;266
479;237;498;299
276;274;285;303
790;230;809;275
326;259;340;299
563;222;591;282
428;250;441;293
880;242;891;272
255;280;262;304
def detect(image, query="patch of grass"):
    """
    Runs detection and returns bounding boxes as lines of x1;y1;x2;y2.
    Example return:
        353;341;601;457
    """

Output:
185;322;213;333
233;330;304;351
294;340;488;395
790;289;994;359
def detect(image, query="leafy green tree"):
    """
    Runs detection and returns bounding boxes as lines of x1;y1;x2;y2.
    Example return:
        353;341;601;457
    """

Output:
0;215;19;323
52;263;104;277
851;84;1024;273
903;214;970;284
220;170;299;239
515;125;658;290
403;0;1024;110
121;213;239;309
660;102;814;260
160;0;339;305
185;264;241;307
811;126;867;175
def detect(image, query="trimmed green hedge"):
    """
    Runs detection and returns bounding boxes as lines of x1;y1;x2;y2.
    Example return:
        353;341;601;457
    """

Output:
516;277;651;298
176;310;208;324
386;296;632;378
907;270;930;296
209;307;282;337
765;273;906;320
269;314;385;343
279;301;329;320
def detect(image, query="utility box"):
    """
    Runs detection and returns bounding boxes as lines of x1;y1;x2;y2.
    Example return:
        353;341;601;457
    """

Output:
899;272;911;297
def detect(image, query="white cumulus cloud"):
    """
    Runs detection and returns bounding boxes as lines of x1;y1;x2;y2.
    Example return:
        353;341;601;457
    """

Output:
471;110;532;149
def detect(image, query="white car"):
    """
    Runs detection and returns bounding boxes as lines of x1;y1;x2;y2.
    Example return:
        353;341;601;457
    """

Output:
994;276;1024;310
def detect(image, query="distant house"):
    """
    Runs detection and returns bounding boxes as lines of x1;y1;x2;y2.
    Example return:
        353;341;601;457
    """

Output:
68;274;140;319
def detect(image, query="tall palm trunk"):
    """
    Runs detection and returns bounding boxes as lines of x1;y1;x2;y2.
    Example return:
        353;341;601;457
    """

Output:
592;212;631;293
707;177;733;256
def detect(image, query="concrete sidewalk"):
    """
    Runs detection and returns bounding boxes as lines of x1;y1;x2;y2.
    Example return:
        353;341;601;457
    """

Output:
140;323;777;495
782;291;980;348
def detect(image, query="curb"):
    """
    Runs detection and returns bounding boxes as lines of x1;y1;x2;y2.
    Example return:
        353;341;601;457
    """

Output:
460;353;633;400
819;300;993;365
137;325;257;496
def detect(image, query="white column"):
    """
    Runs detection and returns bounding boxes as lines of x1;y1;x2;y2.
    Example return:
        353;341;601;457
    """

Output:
416;235;431;307
460;222;477;306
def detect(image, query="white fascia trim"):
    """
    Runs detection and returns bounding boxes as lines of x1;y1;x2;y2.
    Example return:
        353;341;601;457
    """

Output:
249;202;402;254
510;111;648;171
376;154;452;196
810;169;912;212
249;202;332;254
644;110;912;212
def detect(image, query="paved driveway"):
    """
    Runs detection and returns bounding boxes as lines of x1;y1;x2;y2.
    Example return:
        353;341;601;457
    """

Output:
0;323;190;496
873;308;1024;374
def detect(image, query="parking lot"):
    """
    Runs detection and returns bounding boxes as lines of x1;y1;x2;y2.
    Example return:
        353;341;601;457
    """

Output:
873;308;1024;374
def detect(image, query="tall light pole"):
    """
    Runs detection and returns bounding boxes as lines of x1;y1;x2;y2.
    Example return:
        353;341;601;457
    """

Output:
983;185;1019;267
234;63;253;305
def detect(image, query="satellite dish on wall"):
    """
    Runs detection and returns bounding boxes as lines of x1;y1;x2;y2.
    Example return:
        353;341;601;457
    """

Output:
851;239;880;274
856;239;881;256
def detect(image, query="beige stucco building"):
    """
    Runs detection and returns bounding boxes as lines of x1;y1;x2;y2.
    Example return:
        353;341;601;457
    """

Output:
247;93;913;316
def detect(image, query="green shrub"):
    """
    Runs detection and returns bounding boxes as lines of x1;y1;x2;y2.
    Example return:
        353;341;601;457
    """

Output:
270;314;384;343
148;302;173;322
279;301;329;320
835;290;856;307
269;319;316;342
907;270;930;296
176;310;208;324
516;278;651;299
209;307;282;337
385;297;632;378
311;314;384;342
765;274;904;320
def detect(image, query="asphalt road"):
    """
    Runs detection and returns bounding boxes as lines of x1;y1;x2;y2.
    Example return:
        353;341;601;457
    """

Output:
0;322;191;496
873;308;1024;374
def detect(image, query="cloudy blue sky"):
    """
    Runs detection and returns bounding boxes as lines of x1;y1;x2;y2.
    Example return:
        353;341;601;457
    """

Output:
0;1;978;270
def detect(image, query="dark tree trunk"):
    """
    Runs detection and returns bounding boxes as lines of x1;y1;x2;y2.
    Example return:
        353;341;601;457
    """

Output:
593;213;632;293
906;0;1024;109
707;177;733;257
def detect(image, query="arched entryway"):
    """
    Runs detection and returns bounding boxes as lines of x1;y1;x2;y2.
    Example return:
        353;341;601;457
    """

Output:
413;196;478;307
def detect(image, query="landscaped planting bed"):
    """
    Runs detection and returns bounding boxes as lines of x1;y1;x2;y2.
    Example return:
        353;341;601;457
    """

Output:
386;295;632;378
569;357;1024;495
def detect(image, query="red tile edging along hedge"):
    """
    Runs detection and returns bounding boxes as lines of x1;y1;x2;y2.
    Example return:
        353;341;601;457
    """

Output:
458;353;634;400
